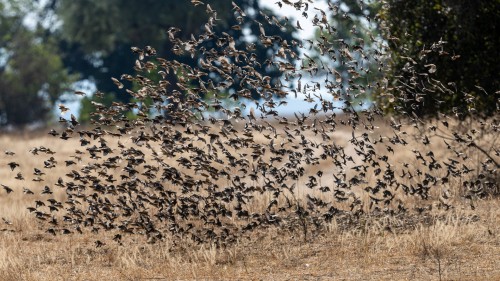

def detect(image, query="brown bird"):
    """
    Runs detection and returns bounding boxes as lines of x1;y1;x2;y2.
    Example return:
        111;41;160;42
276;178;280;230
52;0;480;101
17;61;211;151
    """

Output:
58;104;70;115
74;90;86;96
1;184;13;194
111;77;124;89
6;0;485;247
23;187;34;195
7;162;19;171
14;172;24;180
191;0;204;6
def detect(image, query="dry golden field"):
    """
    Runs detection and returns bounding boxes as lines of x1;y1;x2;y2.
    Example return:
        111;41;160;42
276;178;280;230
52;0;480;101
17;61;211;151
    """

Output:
0;118;498;281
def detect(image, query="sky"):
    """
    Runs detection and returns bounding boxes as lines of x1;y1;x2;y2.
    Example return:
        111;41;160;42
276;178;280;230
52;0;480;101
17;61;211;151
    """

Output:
256;0;337;115
259;0;329;36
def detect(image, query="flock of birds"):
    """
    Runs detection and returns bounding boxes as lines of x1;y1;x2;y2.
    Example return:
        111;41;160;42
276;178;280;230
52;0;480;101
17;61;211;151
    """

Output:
2;0;497;246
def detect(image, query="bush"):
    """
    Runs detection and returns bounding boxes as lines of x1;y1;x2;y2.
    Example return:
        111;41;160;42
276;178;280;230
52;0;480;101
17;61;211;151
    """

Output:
377;0;499;118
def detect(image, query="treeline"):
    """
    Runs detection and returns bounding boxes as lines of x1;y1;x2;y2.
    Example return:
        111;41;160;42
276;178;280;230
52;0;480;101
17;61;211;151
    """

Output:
378;0;499;117
0;0;498;128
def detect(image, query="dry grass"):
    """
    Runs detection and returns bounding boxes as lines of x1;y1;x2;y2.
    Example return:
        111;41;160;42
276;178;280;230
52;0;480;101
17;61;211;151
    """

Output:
0;120;498;280
0;198;498;280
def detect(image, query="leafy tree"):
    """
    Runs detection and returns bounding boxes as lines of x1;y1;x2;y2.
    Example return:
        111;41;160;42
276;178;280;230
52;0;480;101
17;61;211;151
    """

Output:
312;0;382;103
46;0;298;121
377;0;499;117
0;0;74;127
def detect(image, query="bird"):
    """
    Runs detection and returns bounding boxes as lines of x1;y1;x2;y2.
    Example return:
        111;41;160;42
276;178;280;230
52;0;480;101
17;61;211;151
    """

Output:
23;187;34;195
3;0;483;248
58;104;70;115
7;162;19;171
296;20;303;30
2;185;13;194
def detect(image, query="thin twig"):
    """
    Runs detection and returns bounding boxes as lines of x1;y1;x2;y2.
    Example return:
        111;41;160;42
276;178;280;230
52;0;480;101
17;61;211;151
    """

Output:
469;142;500;168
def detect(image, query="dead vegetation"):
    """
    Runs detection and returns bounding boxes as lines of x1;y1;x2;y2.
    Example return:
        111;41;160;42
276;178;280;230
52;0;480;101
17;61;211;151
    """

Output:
0;189;498;280
0;122;498;280
0;0;498;280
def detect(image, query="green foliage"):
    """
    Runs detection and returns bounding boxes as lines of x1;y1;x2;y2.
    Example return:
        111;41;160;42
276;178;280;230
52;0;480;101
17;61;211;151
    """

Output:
52;0;299;106
0;1;74;127
53;0;228;102
377;0;499;117
56;0;233;54
78;92;116;124
313;0;382;102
